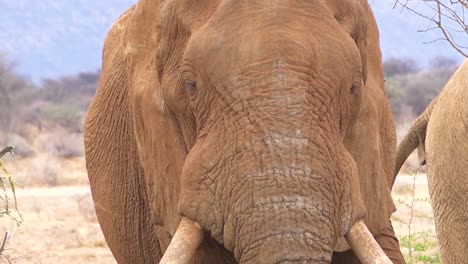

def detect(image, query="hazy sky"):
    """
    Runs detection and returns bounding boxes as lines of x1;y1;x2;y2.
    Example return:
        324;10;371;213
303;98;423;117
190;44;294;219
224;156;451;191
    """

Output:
370;0;466;62
0;0;465;82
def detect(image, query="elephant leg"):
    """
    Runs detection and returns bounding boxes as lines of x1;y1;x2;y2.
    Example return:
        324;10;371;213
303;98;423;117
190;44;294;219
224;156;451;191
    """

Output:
332;220;405;264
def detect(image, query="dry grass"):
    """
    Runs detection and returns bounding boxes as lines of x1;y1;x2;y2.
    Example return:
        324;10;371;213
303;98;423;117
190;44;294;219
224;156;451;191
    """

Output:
0;146;111;263
0;186;115;264
0;129;87;188
5;156;88;187
35;132;84;158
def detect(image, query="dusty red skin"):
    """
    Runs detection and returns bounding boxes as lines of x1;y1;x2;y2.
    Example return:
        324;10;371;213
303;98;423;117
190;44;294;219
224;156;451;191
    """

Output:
84;0;404;263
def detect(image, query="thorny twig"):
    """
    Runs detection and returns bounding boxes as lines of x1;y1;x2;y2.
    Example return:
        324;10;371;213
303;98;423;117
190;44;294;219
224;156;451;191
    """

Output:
0;147;20;264
0;145;23;224
0;232;12;264
407;169;418;259
0;146;14;159
394;0;467;57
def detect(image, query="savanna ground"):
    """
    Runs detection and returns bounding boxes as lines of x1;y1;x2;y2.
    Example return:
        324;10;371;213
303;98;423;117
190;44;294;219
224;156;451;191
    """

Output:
0;153;439;264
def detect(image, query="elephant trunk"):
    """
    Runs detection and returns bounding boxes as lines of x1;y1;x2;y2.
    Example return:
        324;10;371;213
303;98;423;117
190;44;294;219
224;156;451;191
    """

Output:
162;198;390;264
230;172;391;264
213;141;343;262
234;197;336;263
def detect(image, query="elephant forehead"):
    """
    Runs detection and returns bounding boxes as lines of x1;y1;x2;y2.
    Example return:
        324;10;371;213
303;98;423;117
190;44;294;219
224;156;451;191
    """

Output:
185;1;360;65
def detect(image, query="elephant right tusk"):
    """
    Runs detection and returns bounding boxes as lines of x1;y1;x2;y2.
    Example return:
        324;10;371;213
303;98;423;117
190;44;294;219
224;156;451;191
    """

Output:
160;217;204;264
345;220;393;264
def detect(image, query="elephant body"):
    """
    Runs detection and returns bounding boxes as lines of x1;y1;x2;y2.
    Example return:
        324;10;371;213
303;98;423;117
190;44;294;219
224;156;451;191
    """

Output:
395;60;468;263
85;0;404;263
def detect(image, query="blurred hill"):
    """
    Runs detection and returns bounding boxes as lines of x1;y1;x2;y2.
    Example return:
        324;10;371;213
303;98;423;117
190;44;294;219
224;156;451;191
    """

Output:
0;0;136;82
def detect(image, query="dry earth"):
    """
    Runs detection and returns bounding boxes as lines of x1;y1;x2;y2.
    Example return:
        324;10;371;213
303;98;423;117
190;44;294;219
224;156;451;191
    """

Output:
0;186;116;264
392;173;439;261
0;157;438;263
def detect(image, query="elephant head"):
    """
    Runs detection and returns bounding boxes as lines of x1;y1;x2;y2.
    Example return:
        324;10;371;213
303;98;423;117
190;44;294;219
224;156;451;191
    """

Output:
153;0;389;262
86;0;395;263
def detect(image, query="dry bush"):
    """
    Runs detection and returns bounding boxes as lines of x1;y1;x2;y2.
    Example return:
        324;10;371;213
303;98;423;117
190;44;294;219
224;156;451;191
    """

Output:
73;194;98;223
0;54;36;135
383;57;420;77
384;57;459;126
40;104;84;133
11;156;88;187
53;133;84;158
0;53;99;137
15;155;61;187
36;132;84;158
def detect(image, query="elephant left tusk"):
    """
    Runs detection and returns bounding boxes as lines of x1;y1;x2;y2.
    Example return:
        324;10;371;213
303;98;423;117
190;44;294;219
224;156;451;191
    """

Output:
345;220;393;264
160;217;204;264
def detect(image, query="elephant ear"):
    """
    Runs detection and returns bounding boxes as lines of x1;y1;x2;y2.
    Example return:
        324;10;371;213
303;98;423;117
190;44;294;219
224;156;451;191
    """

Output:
84;4;162;263
336;2;396;252
156;0;222;140
123;0;223;234
354;26;368;84
330;0;368;83
122;1;193;235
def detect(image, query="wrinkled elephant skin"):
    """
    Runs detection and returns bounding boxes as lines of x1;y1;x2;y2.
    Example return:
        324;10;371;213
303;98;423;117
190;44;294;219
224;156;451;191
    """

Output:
84;0;404;263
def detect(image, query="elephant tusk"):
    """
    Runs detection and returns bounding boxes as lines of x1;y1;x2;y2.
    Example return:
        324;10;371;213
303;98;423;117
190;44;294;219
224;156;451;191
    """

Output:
345;220;393;264
160;217;204;264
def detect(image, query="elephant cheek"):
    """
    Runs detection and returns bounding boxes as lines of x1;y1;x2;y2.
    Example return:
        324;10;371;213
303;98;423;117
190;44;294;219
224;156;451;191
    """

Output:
176;140;226;243
337;149;366;237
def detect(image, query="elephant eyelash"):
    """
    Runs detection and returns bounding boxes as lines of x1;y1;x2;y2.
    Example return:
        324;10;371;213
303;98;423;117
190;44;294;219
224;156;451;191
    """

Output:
184;80;197;95
350;83;358;94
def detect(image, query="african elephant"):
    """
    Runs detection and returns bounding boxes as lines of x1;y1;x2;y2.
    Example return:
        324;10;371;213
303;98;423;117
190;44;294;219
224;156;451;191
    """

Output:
84;0;404;263
394;60;468;263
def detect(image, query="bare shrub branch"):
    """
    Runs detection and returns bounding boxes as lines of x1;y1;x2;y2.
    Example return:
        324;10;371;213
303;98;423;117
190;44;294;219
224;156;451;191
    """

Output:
0;146;23;224
0;232;12;264
394;0;468;57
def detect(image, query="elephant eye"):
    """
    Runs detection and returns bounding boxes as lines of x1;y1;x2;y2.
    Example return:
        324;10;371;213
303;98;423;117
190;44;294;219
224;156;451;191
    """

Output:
350;81;360;95
184;80;197;95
